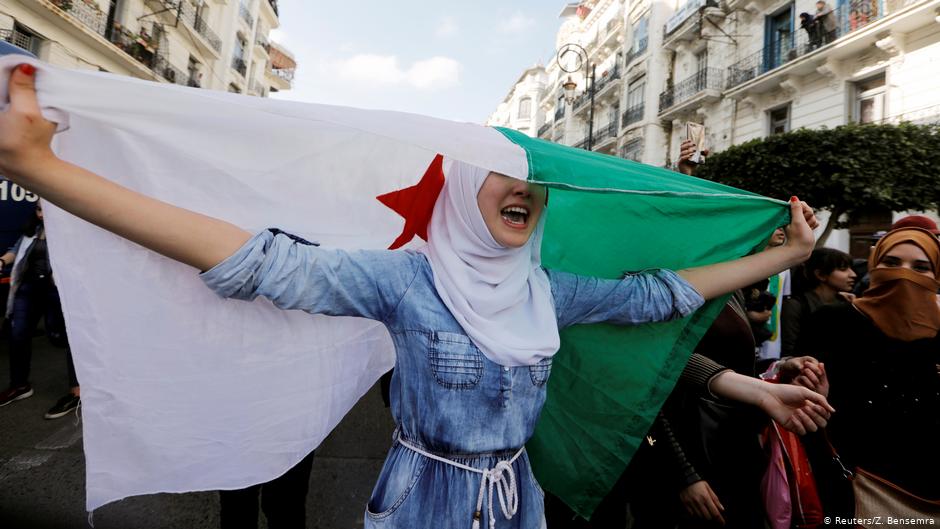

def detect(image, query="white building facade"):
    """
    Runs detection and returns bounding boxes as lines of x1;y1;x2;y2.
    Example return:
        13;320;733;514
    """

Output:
0;0;296;96
493;0;940;254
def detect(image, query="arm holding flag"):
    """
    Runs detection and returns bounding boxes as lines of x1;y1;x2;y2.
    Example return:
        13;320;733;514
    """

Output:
0;65;249;272
677;197;818;301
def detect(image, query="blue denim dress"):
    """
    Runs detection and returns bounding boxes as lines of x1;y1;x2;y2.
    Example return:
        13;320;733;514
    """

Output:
201;230;704;529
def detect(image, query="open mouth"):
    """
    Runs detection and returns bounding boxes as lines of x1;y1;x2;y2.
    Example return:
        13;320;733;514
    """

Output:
500;206;529;228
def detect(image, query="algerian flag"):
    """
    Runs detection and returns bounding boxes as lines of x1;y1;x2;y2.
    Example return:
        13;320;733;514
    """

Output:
0;57;788;516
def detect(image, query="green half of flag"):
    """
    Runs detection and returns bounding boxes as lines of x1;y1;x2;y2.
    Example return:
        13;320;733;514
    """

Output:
496;127;790;518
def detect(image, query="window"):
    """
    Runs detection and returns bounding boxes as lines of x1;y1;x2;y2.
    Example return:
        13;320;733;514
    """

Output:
632;16;649;53
518;97;532;120
620;138;643;162
695;49;708;72
766;6;794;70
187;56;202;87
855;74;886;124
234;35;246;60
8;23;43;56
627;78;645;109
768;104;791;135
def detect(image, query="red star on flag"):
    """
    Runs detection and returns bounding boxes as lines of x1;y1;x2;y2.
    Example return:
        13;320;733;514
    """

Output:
376;154;445;250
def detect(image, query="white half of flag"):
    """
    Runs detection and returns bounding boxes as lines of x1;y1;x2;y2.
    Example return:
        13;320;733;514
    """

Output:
0;57;529;511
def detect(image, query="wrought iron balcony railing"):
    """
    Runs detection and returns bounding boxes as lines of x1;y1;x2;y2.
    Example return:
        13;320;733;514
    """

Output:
573;137;589;150
621;103;644;128
107;24;185;85
50;0;108;37
593;64;621;95
538;122;552;137
554;105;566;121
161;0;223;53
624;38;648;67
0;28;40;54
592;119;619;146
659;67;723;112
267;63;295;82
725;0;917;90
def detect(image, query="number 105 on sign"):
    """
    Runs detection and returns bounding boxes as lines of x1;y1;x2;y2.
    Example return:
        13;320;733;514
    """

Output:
0;179;39;203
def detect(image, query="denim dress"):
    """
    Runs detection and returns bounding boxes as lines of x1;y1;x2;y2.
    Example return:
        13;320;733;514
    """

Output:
201;230;705;529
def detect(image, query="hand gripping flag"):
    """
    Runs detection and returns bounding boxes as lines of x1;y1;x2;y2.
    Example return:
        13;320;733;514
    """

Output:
0;57;789;516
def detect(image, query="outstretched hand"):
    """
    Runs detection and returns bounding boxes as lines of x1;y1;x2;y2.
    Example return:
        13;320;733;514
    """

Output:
757;382;834;435
0;63;58;179
782;197;818;263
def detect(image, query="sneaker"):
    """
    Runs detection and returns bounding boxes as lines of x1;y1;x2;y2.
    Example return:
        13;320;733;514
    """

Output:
44;394;80;420
0;385;34;407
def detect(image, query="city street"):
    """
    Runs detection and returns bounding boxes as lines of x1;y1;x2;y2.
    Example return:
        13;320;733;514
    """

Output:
0;333;396;529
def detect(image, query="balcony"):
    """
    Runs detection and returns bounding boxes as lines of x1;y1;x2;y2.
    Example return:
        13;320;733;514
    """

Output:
573;137;589;150
621;103;645;128
573;64;621;113
232;57;248;77
592;119;619;151
554;105;566;121
157;0;223;55
538;122;552;138
270;64;294;82
0;28;41;55
623;38;648;67
239;3;255;28
597;17;623;51
107;23;185;85
726;0;924;93
659;67;723;116
593;64;621;99
49;0;108;37
663;0;717;49
620;138;644;162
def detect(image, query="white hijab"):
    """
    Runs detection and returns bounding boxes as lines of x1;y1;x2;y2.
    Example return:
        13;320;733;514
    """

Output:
420;159;560;366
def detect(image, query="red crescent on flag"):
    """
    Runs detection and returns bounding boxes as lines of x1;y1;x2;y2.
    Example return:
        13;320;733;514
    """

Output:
376;154;445;250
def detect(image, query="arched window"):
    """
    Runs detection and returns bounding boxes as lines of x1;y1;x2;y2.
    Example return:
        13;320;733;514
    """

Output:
518;97;532;120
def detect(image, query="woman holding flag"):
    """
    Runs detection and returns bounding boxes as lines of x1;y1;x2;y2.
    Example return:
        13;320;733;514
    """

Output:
0;64;832;528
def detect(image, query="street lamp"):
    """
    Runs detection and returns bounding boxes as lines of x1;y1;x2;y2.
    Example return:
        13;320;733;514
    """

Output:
557;43;596;150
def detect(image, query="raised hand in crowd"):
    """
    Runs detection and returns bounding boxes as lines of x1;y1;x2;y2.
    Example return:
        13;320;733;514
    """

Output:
677;139;710;176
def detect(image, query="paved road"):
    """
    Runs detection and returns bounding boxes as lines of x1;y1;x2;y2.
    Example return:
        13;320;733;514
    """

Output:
0;333;396;529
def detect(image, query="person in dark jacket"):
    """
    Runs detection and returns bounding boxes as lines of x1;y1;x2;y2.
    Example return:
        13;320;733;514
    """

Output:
798;227;940;515
0;203;80;418
800;12;822;49
781;248;856;357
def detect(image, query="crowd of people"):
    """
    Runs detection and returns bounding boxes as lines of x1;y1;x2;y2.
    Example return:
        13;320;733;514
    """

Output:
0;62;937;529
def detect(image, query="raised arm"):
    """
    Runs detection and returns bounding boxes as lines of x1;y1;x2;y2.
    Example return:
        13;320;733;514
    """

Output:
677;197;817;300
0;64;249;271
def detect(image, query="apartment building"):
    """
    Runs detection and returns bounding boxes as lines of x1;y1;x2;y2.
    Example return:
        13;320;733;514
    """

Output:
0;0;296;96
490;0;940;251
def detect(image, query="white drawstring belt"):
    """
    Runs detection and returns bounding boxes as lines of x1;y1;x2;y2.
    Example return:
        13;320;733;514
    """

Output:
396;436;524;529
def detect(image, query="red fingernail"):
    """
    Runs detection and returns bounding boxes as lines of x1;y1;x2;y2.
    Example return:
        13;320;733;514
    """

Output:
18;64;35;76
790;196;798;202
